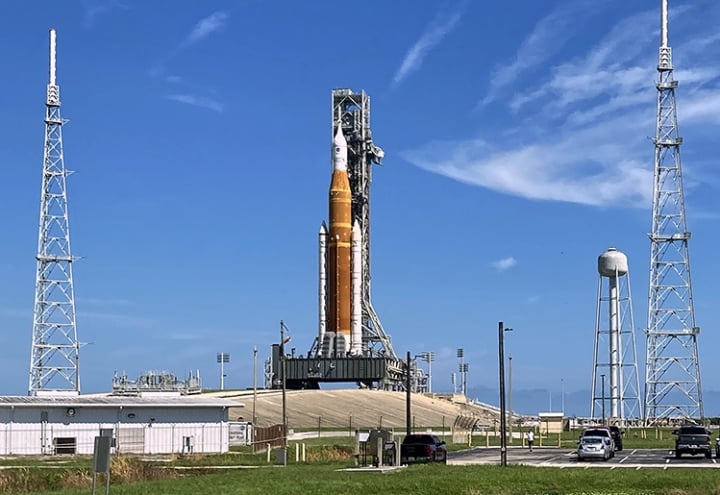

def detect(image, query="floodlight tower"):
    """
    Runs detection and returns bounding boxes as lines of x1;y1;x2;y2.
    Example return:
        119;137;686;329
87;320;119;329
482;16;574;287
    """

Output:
591;248;642;424
28;29;81;396
644;0;703;424
324;89;394;359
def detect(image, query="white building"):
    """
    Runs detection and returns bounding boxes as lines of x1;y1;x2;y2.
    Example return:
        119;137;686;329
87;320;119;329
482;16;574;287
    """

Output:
0;395;239;455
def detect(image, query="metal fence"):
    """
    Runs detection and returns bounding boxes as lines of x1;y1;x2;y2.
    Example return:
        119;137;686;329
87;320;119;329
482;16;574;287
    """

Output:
0;422;228;456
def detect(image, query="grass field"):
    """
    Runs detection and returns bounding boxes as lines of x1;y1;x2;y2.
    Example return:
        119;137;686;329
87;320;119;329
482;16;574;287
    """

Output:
21;463;720;495
1;429;715;494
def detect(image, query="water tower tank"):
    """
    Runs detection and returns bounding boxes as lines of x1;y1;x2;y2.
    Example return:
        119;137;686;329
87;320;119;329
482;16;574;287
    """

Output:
598;247;628;277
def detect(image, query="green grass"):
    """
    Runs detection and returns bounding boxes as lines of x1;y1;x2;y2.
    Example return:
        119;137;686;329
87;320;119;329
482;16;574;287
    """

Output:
22;462;720;495
0;428;709;494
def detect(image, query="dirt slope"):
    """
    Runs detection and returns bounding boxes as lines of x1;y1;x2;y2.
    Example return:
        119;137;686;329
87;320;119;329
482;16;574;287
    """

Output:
206;389;500;430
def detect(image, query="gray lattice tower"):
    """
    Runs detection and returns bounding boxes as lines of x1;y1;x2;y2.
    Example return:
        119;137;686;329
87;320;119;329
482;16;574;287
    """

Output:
644;0;703;424
28;29;80;395
330;89;395;359
591;248;642;425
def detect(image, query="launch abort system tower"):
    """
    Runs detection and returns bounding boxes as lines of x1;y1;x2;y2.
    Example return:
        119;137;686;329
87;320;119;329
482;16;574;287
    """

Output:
644;0;703;424
29;29;81;396
269;89;408;390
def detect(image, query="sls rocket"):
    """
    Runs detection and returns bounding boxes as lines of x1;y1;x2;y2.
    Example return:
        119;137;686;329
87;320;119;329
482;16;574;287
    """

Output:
318;125;362;357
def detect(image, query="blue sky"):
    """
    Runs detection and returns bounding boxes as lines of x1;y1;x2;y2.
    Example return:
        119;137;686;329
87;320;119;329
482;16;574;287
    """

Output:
1;1;720;404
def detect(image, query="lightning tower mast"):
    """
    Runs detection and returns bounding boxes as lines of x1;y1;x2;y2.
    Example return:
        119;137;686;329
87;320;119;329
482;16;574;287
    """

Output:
644;0;703;423
328;89;395;359
29;28;81;395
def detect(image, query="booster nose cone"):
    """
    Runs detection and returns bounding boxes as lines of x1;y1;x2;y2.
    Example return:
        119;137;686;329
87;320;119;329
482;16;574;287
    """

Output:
333;125;348;172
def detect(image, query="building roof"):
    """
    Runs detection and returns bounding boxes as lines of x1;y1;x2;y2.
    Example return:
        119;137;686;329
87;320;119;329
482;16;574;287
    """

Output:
0;395;242;408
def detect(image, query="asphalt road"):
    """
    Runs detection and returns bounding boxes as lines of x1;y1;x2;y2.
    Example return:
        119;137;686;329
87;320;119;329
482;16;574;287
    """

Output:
449;447;720;468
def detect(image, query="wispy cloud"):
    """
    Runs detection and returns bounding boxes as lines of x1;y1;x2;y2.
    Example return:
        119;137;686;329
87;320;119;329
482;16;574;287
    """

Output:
393;6;464;85
167;93;224;113
491;257;517;271
184;11;229;47
83;0;128;28
481;0;599;106
149;11;229;111
404;3;720;207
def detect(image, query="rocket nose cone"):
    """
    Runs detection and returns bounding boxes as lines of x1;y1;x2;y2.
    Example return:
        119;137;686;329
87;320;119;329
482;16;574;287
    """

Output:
333;124;348;171
334;124;347;147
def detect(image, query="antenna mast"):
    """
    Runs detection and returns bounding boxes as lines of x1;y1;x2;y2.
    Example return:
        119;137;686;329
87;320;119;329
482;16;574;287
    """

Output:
644;0;703;424
28;28;81;395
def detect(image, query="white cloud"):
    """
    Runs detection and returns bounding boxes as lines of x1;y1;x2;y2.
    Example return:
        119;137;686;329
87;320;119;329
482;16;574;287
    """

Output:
393;7;464;85
491;257;517;271
185;11;229;46
482;0;599;106
404;4;720;208
167;94;224;113
83;0;128;28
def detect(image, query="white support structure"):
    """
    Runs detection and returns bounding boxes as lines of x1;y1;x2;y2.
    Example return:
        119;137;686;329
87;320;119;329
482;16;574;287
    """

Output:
644;0;703;424
29;28;80;395
591;248;642;424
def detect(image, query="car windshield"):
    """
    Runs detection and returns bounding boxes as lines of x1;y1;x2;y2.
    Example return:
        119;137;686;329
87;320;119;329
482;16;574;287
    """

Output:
680;427;706;435
582;437;604;444
403;435;434;443
584;429;609;437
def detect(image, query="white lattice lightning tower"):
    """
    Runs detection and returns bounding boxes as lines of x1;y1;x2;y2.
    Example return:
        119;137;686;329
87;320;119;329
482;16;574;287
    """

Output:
591;248;642;424
644;0;703;423
29;28;81;395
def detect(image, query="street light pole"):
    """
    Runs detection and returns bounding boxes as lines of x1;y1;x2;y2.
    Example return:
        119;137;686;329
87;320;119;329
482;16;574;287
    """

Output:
508;354;513;444
601;373;606;425
498;321;513;467
252;346;258;427
280;321;288;466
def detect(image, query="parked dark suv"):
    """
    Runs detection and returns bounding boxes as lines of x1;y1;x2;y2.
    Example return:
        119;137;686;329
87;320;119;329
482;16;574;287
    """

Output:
608;425;623;451
673;424;711;459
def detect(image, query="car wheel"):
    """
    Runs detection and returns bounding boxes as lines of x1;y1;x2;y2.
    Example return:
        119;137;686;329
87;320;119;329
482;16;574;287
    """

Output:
675;451;681;459
705;451;711;459
442;453;448;464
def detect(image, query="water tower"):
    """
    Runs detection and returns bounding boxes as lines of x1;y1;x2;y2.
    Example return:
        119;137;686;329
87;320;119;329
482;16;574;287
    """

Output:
591;247;642;424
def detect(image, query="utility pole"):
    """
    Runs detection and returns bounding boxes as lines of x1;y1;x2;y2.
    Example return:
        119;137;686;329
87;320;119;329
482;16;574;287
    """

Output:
280;321;288;465
252;346;257;427
498;321;512;467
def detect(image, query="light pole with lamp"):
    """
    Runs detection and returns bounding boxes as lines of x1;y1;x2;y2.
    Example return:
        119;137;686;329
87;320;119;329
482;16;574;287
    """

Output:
252;346;258;427
499;321;513;467
216;352;230;390
456;349;465;395
417;351;436;393
280;321;291;465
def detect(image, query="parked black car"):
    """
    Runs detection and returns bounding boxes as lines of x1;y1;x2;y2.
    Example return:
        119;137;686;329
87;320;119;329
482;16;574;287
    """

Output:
400;434;448;464
608;425;623;451
673;424;711;459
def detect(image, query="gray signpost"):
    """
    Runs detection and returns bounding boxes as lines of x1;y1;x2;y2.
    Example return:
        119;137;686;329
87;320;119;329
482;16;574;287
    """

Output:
92;435;112;495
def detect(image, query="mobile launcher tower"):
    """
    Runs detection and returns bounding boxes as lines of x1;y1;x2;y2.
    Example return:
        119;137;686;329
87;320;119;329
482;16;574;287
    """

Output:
269;89;410;390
